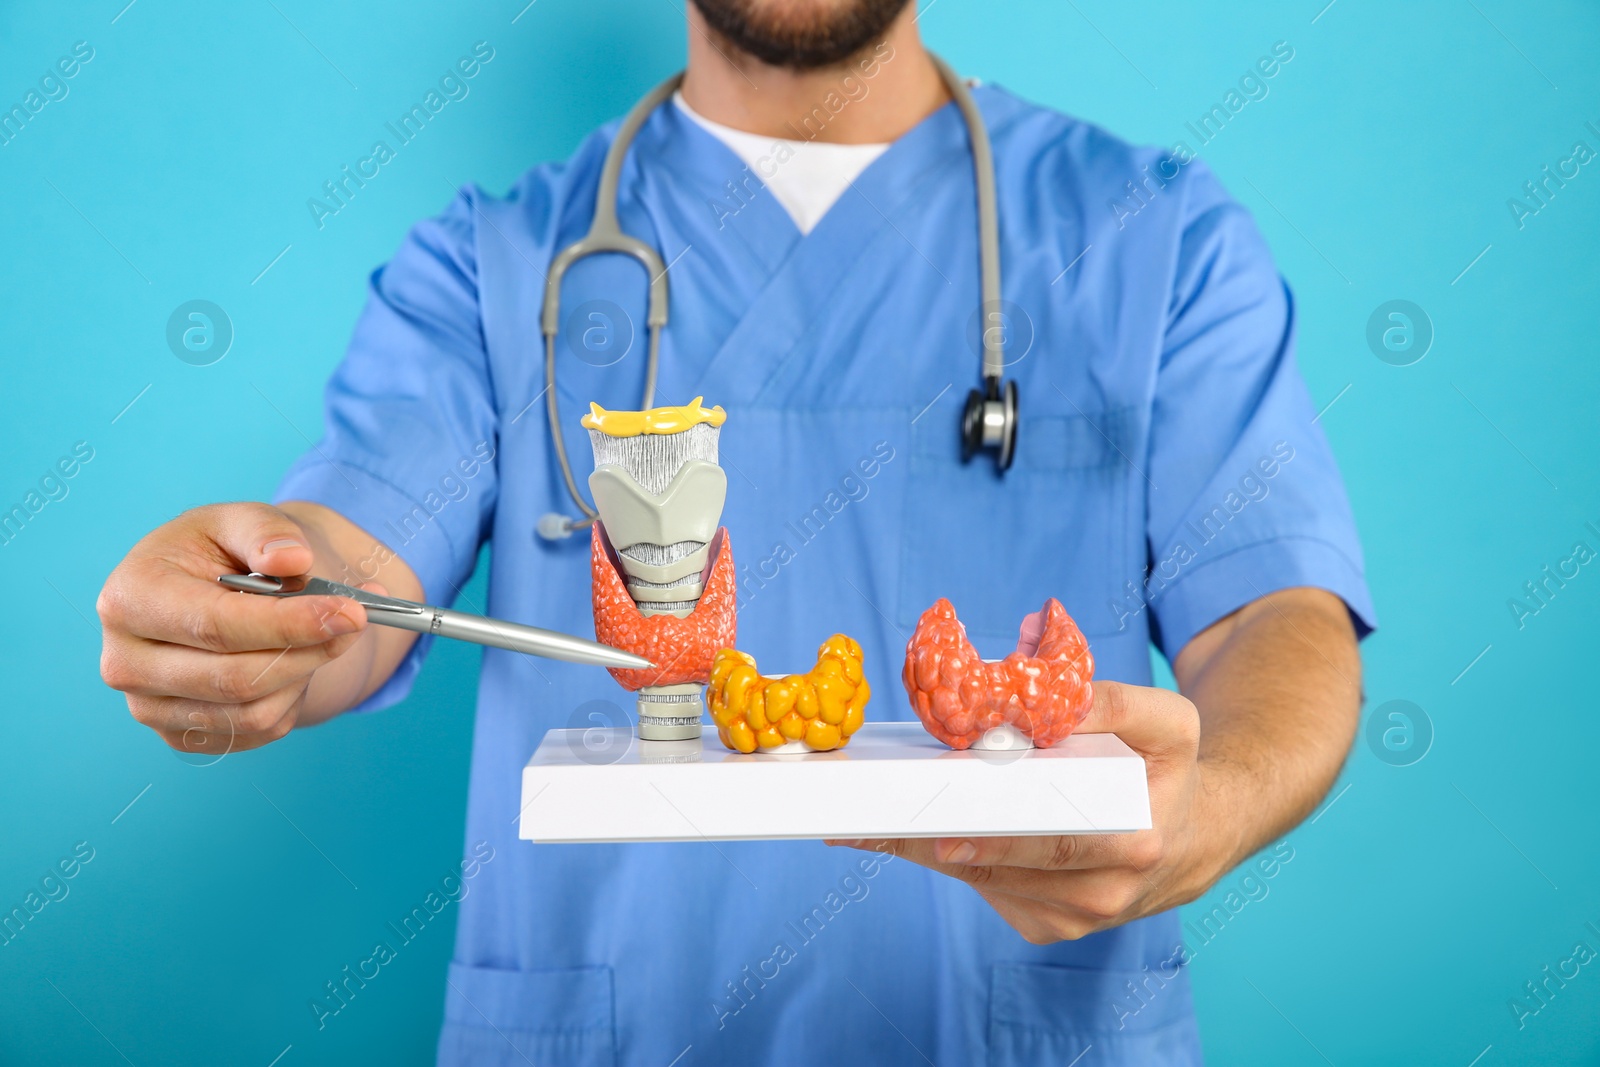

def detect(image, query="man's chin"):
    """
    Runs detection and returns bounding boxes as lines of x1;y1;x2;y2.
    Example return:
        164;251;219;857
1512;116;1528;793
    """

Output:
690;0;912;71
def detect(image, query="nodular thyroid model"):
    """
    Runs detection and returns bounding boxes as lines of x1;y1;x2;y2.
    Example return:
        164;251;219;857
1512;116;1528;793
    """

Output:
586;398;737;740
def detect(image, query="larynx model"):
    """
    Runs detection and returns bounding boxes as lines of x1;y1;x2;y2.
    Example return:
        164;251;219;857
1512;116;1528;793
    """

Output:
587;398;737;741
903;598;1095;751
707;635;870;753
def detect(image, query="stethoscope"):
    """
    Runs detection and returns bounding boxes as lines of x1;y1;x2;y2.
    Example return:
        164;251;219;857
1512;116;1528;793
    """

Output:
537;55;1016;541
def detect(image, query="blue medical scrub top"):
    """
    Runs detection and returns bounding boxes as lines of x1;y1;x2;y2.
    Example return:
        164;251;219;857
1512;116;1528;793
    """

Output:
277;84;1375;1067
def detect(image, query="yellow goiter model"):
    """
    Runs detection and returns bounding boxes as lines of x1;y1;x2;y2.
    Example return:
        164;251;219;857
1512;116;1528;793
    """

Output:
707;636;870;754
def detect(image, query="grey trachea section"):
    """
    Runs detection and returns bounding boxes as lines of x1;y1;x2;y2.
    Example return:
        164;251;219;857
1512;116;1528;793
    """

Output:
627;572;702;591
622;540;705;565
642;600;699;613
587;423;720;495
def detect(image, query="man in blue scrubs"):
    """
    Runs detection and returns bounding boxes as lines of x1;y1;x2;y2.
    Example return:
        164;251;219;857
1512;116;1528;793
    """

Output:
98;1;1374;1063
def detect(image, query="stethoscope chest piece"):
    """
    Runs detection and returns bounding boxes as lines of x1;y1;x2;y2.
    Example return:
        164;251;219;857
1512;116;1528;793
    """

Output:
962;377;1018;472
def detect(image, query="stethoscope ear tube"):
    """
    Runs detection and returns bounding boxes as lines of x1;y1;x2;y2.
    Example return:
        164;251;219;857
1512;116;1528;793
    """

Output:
542;331;598;530
538;75;684;539
933;54;1019;474
928;56;1005;385
537;319;665;536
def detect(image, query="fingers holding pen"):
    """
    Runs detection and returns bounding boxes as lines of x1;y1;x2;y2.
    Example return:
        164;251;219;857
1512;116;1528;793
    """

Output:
141;682;311;755
101;630;364;704
99;561;368;653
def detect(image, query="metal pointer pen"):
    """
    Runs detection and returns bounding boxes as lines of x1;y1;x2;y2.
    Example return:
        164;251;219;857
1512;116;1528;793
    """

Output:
217;573;652;671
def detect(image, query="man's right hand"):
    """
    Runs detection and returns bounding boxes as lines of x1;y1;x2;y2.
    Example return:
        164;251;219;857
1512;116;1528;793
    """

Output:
97;502;417;755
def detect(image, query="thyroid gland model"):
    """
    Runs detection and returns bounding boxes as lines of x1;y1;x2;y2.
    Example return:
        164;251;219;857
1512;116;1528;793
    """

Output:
902;598;1095;751
586;398;736;741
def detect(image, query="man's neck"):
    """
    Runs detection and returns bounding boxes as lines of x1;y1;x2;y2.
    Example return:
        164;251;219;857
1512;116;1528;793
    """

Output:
679;5;949;144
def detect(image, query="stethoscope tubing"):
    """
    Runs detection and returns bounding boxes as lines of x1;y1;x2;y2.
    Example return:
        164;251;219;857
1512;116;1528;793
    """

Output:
538;55;1010;534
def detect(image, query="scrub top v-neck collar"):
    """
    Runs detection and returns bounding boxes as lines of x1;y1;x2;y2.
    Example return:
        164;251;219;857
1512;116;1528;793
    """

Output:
671;90;890;236
641;90;967;257
634;95;981;406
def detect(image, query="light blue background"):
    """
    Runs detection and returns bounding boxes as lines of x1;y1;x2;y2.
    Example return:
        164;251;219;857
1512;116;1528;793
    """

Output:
2;1;1597;1063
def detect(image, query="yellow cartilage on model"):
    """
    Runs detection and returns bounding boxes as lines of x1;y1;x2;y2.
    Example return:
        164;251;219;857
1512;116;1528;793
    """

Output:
581;397;727;438
707;636;870;753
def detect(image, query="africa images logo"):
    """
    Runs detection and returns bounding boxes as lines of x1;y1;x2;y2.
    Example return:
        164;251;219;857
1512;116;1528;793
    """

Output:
165;300;234;366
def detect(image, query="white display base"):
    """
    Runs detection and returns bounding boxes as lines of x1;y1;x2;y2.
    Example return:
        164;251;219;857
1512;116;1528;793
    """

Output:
519;722;1151;844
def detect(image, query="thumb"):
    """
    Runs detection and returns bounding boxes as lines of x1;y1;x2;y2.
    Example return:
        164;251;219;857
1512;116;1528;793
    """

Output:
206;502;316;578
1075;680;1199;758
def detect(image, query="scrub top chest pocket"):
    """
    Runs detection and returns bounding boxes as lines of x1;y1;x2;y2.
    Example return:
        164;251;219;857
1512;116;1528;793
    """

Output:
896;404;1139;642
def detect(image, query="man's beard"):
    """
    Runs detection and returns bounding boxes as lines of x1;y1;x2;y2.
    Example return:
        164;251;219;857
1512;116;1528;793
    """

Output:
690;0;912;70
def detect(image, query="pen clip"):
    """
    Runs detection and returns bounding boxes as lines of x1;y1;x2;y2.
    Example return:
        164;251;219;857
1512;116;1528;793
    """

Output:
298;577;429;617
218;573;427;617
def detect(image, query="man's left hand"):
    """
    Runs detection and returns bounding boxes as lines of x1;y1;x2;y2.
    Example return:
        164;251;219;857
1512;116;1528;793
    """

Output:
829;587;1361;945
829;680;1234;944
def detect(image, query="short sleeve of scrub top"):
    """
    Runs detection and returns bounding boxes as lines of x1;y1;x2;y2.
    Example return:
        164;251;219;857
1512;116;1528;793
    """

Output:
1144;160;1376;658
273;188;498;712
